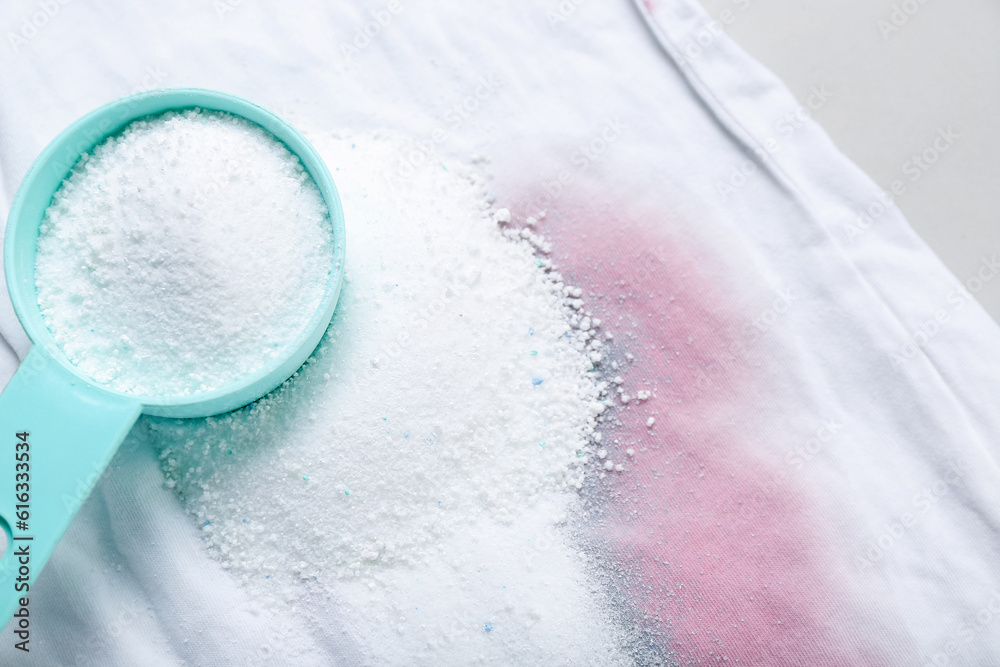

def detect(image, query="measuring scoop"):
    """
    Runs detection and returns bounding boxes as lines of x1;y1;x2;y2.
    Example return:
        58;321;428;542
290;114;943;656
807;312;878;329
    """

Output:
0;88;345;628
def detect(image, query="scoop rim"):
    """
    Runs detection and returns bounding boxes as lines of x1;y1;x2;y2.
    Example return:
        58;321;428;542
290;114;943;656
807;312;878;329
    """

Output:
3;88;345;418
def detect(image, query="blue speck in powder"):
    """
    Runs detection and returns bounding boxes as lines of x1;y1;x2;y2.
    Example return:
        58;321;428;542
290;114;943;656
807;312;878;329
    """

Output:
485;623;493;633
532;377;544;386
529;327;535;336
404;432;409;438
204;520;210;525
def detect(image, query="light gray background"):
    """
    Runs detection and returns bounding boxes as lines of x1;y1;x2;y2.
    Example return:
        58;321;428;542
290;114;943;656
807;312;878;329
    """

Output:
698;0;1000;320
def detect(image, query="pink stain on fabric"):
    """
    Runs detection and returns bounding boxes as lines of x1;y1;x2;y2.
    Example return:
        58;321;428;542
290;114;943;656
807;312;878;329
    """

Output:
513;196;883;666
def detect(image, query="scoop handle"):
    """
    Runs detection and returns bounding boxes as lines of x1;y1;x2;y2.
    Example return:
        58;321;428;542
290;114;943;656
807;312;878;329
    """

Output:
0;346;141;633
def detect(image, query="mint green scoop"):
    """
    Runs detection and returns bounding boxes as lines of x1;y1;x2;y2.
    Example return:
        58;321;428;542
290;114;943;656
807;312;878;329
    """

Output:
0;88;345;628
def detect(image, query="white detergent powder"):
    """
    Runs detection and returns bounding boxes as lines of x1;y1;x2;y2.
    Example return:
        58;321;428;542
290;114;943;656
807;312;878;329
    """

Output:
34;109;334;396
140;132;631;664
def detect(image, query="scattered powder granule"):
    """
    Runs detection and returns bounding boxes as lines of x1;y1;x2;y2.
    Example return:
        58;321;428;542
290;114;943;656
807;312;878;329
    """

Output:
34;109;335;396
136;131;634;665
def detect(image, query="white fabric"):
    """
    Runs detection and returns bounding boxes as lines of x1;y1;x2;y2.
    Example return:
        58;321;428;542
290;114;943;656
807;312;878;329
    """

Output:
0;0;998;664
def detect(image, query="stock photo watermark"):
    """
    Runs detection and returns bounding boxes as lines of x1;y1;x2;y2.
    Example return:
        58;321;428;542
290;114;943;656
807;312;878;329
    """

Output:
891;254;999;367
783;420;844;470
339;0;404;63
213;0;245;21
844;126;959;240
383;73;502;183
525;117;629;214
689;286;798;397
7;0;72;52
545;0;587;28
854;459;964;571
730;417;844;515
877;0;931;40
680;0;752;64
715;84;833;203
923;590;1000;666
73;599;145;666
